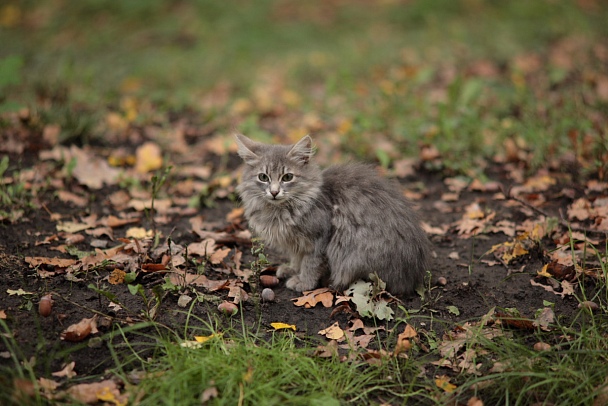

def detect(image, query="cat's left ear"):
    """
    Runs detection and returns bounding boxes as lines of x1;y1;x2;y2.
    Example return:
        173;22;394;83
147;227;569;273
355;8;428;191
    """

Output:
235;133;260;165
287;135;314;165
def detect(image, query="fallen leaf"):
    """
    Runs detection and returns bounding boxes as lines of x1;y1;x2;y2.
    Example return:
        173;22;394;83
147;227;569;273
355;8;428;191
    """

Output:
292;288;334;308
38;377;60;392
209;247;231;265
57;190;88;207
187;239;217;257
65;379;125;405
314;340;339;358
7;288;34;296
108;269;126;285
318;322;345;340
395;324;417;356
52;361;77;378
69;146;121;189
435;375;457;393
467;396;484;406
226;207;244;223
61;315;98;342
270;322;297;331
195;334;222;343
125;227;154;239
201;384;218;403
134;142;163;174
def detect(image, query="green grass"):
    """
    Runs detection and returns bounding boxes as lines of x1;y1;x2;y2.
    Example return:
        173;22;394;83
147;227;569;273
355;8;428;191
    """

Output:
1;1;608;404
2;300;608;404
2;0;607;174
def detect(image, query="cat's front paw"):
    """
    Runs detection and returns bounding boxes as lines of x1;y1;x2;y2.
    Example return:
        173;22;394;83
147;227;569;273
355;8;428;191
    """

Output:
276;264;297;279
285;275;316;292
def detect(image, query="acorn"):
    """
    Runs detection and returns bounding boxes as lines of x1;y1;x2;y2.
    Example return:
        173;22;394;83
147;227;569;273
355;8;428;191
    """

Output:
260;275;279;288
261;288;275;302
218;301;238;316
578;301;599;311
436;277;448;286
38;294;53;317
533;342;551;351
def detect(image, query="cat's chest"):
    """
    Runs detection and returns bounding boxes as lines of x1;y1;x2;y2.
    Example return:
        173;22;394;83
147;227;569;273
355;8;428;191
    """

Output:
248;208;311;252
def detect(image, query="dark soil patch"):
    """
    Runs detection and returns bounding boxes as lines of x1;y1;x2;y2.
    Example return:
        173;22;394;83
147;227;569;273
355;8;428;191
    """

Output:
0;148;592;381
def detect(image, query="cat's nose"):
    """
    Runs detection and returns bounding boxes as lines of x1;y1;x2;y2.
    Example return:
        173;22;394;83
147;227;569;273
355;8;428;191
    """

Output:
270;190;279;198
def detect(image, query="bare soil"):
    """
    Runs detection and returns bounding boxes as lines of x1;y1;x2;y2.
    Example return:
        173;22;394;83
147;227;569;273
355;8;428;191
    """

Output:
0;145;596;381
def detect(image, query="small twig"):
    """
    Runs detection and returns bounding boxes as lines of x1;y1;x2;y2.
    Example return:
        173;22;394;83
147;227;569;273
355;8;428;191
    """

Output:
51;291;114;319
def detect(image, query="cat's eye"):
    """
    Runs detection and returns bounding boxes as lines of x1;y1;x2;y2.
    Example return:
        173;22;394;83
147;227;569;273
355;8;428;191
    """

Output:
281;173;294;182
258;173;270;182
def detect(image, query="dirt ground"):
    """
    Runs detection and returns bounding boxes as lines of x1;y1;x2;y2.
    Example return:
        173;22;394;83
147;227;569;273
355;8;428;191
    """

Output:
0;134;602;382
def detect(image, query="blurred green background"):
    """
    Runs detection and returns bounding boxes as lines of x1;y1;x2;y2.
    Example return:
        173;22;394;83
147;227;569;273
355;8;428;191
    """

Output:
1;0;607;175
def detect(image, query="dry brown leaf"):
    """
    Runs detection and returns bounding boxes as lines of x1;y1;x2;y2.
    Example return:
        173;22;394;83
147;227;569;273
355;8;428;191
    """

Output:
318;322;345;340
348;318;365;332
353;334;374;349
226;207;244;223
108;269;126;285
64;233;85;245
25;257;77;268
467;396;484;406
38;377;60;393
101;215;140;228
209;247;231;265
201;384;218;403
444;177;469;193
394;332;412;356
65;379;126;405
35;234;59;246
292;288;334;308
128;198;172;213
421;221;448;235
57;190;88;207
188;239;217;257
51;361;77;378
530;279;575;298
60;315;98;342
314;340;339;358
568;197;592;221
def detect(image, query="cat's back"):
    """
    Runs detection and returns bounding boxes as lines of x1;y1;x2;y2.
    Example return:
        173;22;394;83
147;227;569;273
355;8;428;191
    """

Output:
321;163;411;208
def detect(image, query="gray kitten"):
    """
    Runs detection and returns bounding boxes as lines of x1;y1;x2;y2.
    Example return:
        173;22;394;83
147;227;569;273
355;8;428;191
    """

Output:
235;134;430;296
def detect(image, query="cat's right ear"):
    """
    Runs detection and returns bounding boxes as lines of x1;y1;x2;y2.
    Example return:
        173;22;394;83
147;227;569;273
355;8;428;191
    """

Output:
235;134;260;165
287;135;314;165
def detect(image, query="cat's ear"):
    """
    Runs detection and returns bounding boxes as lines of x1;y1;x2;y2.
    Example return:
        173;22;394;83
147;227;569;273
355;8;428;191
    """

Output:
235;134;260;165
287;135;314;165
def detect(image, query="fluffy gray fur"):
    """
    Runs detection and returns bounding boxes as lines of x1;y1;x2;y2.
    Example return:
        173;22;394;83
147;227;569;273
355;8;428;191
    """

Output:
235;134;430;296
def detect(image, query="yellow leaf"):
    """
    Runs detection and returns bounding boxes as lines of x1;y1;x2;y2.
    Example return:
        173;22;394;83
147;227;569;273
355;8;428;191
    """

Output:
337;119;353;135
194;333;222;343
125;227;154;239
0;5;21;28
537;264;552;278
318;322;344;340
435;375;457;393
270;322;296;331
242;366;254;383
97;386;127;406
121;96;139;122
105;112;128;132
134;142;163;174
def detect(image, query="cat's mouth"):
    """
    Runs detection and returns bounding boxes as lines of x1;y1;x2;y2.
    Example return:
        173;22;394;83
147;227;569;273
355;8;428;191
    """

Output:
267;194;285;203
